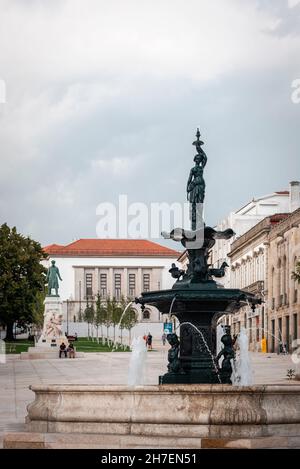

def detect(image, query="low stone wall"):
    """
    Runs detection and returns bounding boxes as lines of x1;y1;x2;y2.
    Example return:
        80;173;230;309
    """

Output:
20;347;84;360
2;384;292;448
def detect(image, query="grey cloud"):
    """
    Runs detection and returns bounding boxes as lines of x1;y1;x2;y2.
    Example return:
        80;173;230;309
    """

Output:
0;0;300;246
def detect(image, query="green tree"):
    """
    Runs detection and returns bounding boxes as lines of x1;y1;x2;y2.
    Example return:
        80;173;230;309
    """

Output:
0;223;47;340
292;261;300;283
118;296;128;344
31;289;46;328
121;304;138;346
111;296;123;343
104;297;113;342
95;293;106;341
84;300;95;339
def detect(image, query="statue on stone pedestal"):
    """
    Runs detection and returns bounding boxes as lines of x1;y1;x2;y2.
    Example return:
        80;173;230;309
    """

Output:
46;260;62;296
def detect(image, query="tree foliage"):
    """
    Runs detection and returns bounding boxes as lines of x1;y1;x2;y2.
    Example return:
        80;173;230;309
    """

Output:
120;302;138;343
0;223;47;340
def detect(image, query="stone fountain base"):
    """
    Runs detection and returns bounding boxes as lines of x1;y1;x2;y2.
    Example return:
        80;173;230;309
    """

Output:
3;384;300;449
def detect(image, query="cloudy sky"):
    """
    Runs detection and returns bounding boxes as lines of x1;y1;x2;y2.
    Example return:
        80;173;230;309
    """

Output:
0;0;299;246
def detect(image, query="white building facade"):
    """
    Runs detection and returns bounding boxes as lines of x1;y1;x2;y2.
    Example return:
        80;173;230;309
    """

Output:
211;184;297;287
43;239;180;337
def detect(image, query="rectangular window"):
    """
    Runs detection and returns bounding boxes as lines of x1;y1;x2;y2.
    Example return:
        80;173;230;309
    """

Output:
293;313;298;341
100;273;107;297
286;316;290;353
128;273;136;298
261;307;265;338
114;273;121;300
271;319;275;353
278;317;282;353
294;289;298;304
85;273;93;298
248;318;252;343
279;294;283;307
143;273;150;292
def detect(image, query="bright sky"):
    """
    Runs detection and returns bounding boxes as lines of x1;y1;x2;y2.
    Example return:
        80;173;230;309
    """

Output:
0;0;299;245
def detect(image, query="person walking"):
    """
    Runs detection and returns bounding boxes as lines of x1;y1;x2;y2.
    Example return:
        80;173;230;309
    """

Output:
147;332;153;350
161;333;167;346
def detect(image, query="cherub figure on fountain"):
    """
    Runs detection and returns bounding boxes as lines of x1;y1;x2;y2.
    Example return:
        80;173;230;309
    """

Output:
166;333;181;373
216;325;237;384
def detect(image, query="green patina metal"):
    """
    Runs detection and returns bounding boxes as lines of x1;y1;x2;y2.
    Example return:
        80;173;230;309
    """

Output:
46;260;62;297
136;129;261;384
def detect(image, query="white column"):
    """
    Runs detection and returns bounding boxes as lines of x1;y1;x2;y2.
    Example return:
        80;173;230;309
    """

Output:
108;267;113;298
137;267;142;294
123;267;128;299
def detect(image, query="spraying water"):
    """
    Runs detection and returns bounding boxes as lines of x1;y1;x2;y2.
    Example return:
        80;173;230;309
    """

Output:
176;321;222;383
168;295;177;322
232;327;253;386
127;336;148;387
216;324;223;357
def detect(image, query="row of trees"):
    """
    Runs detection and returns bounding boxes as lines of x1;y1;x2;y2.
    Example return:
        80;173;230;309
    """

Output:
82;294;138;345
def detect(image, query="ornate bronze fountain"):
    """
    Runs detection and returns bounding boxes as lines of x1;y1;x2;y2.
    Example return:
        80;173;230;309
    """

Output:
136;129;260;384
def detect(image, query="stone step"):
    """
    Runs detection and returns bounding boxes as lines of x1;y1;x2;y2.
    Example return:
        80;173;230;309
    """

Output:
20;350;85;360
3;432;300;449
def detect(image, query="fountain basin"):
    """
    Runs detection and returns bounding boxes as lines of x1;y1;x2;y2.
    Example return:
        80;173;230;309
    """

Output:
4;384;300;448
138;287;256;315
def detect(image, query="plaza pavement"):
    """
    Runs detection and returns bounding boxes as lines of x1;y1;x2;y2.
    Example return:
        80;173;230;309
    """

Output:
0;345;298;448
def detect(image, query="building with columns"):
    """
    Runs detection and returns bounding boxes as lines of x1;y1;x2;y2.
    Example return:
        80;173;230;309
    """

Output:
226;206;300;353
210;186;293;287
267;207;300;353
227;214;288;351
43;239;180;328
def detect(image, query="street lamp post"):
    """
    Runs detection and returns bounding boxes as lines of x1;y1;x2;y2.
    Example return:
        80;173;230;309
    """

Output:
66;299;69;336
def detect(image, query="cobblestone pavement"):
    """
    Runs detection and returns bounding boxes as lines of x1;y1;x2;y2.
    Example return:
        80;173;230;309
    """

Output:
0;348;298;447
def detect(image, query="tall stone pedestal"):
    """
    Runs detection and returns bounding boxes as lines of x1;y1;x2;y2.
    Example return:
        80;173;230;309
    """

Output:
37;296;67;349
21;296;73;360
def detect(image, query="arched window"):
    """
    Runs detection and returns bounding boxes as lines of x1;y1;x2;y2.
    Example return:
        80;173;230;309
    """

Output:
143;310;150;320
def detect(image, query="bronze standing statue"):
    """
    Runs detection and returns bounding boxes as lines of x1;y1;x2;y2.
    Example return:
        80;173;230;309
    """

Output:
46;260;62;296
187;128;207;229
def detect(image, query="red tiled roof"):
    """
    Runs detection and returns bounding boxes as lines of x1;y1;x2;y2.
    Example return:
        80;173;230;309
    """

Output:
270;213;289;224
275;191;289;195
43;244;64;252
43;239;180;258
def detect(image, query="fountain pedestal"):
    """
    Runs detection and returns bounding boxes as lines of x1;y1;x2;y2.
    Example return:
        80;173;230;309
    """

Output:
160;310;220;384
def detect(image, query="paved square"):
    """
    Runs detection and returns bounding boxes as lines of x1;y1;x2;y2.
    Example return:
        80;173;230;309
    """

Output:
0;349;298;447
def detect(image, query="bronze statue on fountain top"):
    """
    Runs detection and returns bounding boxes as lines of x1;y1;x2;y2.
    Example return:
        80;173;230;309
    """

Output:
162;128;235;284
